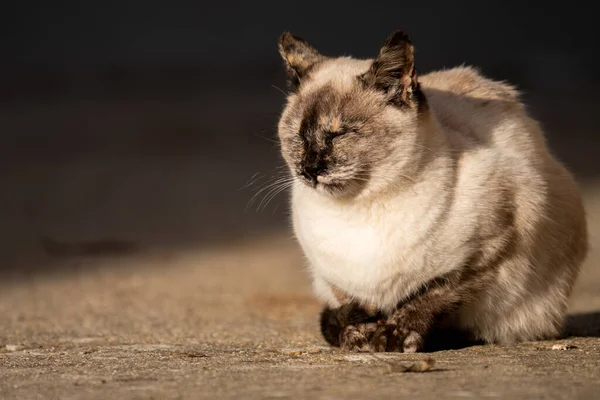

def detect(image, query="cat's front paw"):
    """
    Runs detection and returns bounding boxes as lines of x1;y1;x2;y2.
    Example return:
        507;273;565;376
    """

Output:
371;324;425;353
339;323;379;352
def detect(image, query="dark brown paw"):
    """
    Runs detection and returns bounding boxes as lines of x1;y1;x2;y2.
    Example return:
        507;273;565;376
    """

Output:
340;325;373;352
370;322;392;352
320;303;383;348
371;324;425;353
399;329;425;353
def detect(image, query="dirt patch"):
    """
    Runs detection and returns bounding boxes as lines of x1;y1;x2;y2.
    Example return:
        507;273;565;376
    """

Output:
247;293;321;319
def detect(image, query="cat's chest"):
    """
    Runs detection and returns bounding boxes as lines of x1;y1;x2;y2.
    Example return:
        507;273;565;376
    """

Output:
295;207;391;273
291;190;437;304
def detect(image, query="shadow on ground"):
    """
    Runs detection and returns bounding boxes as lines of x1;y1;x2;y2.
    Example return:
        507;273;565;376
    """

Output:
422;311;600;353
563;311;600;338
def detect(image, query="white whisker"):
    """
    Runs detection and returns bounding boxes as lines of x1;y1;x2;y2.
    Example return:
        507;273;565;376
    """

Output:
271;84;288;97
238;172;263;191
258;181;296;212
245;175;295;212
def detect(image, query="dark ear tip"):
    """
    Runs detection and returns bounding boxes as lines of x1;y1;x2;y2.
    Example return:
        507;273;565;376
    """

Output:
385;29;413;47
279;31;293;43
279;31;301;49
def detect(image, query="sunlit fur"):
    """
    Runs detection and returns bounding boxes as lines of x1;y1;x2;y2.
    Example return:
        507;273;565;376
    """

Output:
277;31;588;344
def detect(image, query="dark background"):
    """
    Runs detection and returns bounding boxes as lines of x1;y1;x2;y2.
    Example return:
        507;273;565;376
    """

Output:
1;2;598;277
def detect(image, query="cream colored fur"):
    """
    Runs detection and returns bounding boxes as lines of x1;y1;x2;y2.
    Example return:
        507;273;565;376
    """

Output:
288;62;588;344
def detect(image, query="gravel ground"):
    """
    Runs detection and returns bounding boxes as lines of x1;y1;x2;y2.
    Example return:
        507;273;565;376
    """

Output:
1;184;599;400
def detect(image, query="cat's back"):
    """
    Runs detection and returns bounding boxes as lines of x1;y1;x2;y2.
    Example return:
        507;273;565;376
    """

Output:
420;66;587;265
418;66;533;150
419;66;520;103
418;65;554;187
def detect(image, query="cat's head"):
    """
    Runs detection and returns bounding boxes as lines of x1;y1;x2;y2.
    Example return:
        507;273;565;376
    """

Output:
277;29;428;199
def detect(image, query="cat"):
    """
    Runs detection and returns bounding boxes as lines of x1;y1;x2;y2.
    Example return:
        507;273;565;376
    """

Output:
276;29;588;352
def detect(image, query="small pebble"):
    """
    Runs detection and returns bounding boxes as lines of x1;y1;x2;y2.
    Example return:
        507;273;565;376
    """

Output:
552;344;577;351
171;352;208;358
389;358;436;373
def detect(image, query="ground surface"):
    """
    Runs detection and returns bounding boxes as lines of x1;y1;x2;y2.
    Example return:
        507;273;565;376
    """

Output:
1;183;599;400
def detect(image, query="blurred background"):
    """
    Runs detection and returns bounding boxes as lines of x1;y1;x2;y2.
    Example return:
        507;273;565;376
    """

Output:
1;1;598;281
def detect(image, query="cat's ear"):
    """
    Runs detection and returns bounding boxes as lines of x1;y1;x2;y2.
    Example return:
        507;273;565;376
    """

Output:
360;30;420;108
278;32;325;90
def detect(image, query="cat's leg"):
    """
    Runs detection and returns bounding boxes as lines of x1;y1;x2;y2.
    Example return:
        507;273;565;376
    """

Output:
320;303;384;352
373;266;492;353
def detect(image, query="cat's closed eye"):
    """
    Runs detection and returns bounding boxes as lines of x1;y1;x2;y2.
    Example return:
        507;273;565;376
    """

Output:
322;130;350;146
325;130;354;140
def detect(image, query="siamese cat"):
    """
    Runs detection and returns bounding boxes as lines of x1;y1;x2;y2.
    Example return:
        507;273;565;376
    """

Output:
276;29;588;352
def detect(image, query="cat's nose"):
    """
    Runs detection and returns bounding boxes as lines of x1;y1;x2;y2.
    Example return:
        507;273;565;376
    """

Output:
301;163;326;181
